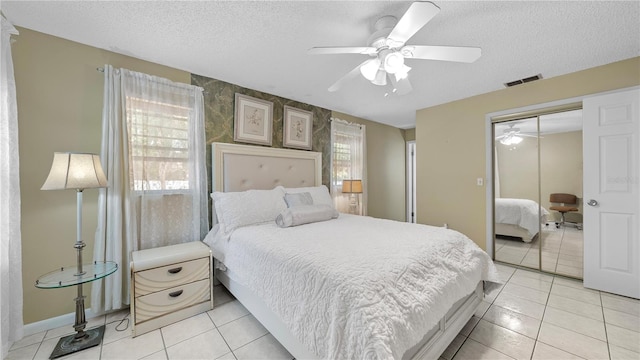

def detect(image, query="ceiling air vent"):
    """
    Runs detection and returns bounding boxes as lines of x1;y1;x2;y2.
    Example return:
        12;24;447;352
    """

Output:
504;74;543;87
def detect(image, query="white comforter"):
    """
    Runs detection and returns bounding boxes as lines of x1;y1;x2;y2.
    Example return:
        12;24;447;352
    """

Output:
495;198;548;236
207;214;499;360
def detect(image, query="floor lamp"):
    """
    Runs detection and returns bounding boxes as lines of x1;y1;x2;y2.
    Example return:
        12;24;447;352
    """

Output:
40;152;111;358
342;179;363;215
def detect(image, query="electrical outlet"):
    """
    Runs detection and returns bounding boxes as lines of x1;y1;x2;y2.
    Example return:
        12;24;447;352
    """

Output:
477;178;484;186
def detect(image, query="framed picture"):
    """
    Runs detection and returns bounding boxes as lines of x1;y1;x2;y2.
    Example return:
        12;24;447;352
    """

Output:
283;106;313;150
234;93;273;146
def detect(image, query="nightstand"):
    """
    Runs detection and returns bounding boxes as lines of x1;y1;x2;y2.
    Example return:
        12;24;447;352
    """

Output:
130;241;213;336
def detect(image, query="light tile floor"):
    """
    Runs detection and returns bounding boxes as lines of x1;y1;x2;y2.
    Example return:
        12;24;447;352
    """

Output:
7;264;640;360
496;224;584;278
6;286;292;360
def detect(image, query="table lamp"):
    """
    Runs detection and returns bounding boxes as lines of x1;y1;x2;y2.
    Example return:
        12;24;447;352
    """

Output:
342;179;363;215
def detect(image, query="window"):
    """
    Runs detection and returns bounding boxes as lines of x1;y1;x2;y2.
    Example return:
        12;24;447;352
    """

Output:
331;133;353;184
126;97;191;192
330;119;366;214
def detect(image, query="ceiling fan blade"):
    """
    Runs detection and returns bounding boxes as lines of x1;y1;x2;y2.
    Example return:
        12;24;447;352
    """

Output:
389;74;412;96
402;45;481;63
308;46;377;55
387;2;440;46
328;61;367;92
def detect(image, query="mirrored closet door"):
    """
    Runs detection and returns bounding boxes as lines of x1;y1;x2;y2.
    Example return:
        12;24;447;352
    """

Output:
493;108;584;279
494;117;540;270
538;110;583;278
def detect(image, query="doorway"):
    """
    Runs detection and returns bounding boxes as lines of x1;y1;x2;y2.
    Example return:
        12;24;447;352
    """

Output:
493;108;584;279
406;141;416;223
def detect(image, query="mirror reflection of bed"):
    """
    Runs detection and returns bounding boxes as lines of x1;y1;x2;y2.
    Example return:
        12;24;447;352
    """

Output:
493;110;584;279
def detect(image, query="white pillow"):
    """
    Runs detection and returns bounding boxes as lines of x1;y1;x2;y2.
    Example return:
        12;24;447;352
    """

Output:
284;185;334;208
275;205;339;228
212;186;286;234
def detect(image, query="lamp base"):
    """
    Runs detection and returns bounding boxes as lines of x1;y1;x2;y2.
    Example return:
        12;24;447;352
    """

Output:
49;325;105;359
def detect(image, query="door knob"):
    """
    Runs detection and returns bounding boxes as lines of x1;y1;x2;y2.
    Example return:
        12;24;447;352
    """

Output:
587;199;598;206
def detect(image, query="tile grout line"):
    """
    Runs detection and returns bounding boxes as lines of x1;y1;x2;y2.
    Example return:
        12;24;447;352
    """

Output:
450;267;514;360
159;326;170;360
530;273;594;360
599;292;612;360
206;303;239;360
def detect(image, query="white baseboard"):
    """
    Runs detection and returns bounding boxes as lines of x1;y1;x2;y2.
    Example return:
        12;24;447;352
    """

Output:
23;308;101;337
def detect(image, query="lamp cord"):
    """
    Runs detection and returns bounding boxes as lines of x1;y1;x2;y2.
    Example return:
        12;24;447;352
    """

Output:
104;312;130;332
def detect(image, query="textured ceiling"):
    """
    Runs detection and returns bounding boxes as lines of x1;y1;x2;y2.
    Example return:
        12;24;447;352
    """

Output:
2;1;639;129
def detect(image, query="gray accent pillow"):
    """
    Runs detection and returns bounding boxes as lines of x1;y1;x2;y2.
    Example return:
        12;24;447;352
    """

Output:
284;192;313;208
275;205;339;228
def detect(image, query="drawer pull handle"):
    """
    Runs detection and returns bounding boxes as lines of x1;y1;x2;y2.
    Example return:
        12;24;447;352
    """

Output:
169;290;183;298
168;267;183;274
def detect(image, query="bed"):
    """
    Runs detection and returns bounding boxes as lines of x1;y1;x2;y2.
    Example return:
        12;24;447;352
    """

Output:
494;198;549;243
204;142;500;360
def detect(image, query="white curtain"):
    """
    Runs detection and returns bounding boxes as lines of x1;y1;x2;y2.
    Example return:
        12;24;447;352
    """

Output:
92;65;208;313
330;118;367;215
0;15;23;358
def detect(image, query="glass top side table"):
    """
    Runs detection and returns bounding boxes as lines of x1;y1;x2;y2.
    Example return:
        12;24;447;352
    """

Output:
36;261;117;288
35;261;117;359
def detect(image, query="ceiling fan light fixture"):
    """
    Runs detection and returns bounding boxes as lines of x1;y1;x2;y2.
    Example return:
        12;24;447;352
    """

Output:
310;1;479;95
372;68;387;86
394;65;412;80
500;135;523;145
360;59;380;81
383;52;405;74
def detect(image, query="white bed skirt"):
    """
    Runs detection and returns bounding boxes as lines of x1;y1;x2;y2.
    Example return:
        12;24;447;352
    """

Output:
215;264;483;360
495;222;537;242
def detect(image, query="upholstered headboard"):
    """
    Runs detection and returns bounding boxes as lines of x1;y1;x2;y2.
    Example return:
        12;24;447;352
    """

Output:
211;142;322;192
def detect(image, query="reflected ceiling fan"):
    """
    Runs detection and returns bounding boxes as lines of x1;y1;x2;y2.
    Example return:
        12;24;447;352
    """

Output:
308;1;481;95
495;123;537;145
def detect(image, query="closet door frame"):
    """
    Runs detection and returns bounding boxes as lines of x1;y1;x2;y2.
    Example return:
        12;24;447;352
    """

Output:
486;99;582;268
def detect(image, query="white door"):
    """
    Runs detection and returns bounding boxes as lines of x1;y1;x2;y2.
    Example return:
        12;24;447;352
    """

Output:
583;88;639;299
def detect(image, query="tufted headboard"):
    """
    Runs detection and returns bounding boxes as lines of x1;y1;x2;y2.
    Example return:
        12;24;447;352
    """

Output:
211;142;322;192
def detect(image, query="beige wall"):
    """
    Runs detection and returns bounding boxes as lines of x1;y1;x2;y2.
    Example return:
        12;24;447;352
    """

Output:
13;27;191;324
332;112;406;221
541;131;583;223
416;57;640;250
404;128;416;142
496;135;539;203
497;130;583;223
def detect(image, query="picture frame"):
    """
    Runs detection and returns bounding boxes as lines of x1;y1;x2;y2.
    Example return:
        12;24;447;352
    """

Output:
234;93;273;146
283;105;313;150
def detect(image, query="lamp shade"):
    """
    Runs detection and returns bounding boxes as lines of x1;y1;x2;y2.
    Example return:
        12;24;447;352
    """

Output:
383;52;405;74
41;152;108;190
372;68;387;86
342;179;363;194
360;58;380;81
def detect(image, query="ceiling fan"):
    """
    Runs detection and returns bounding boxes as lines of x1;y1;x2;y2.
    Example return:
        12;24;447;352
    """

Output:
495;123;537;145
307;1;481;95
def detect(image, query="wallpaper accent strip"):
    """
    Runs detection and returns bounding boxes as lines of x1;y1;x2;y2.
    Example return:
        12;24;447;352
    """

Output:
191;74;332;196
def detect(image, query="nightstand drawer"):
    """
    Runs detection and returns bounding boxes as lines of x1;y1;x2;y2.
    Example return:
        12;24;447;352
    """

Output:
135;278;210;323
134;257;209;296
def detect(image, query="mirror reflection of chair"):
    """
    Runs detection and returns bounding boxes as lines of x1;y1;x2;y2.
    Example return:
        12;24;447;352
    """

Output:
549;193;582;230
